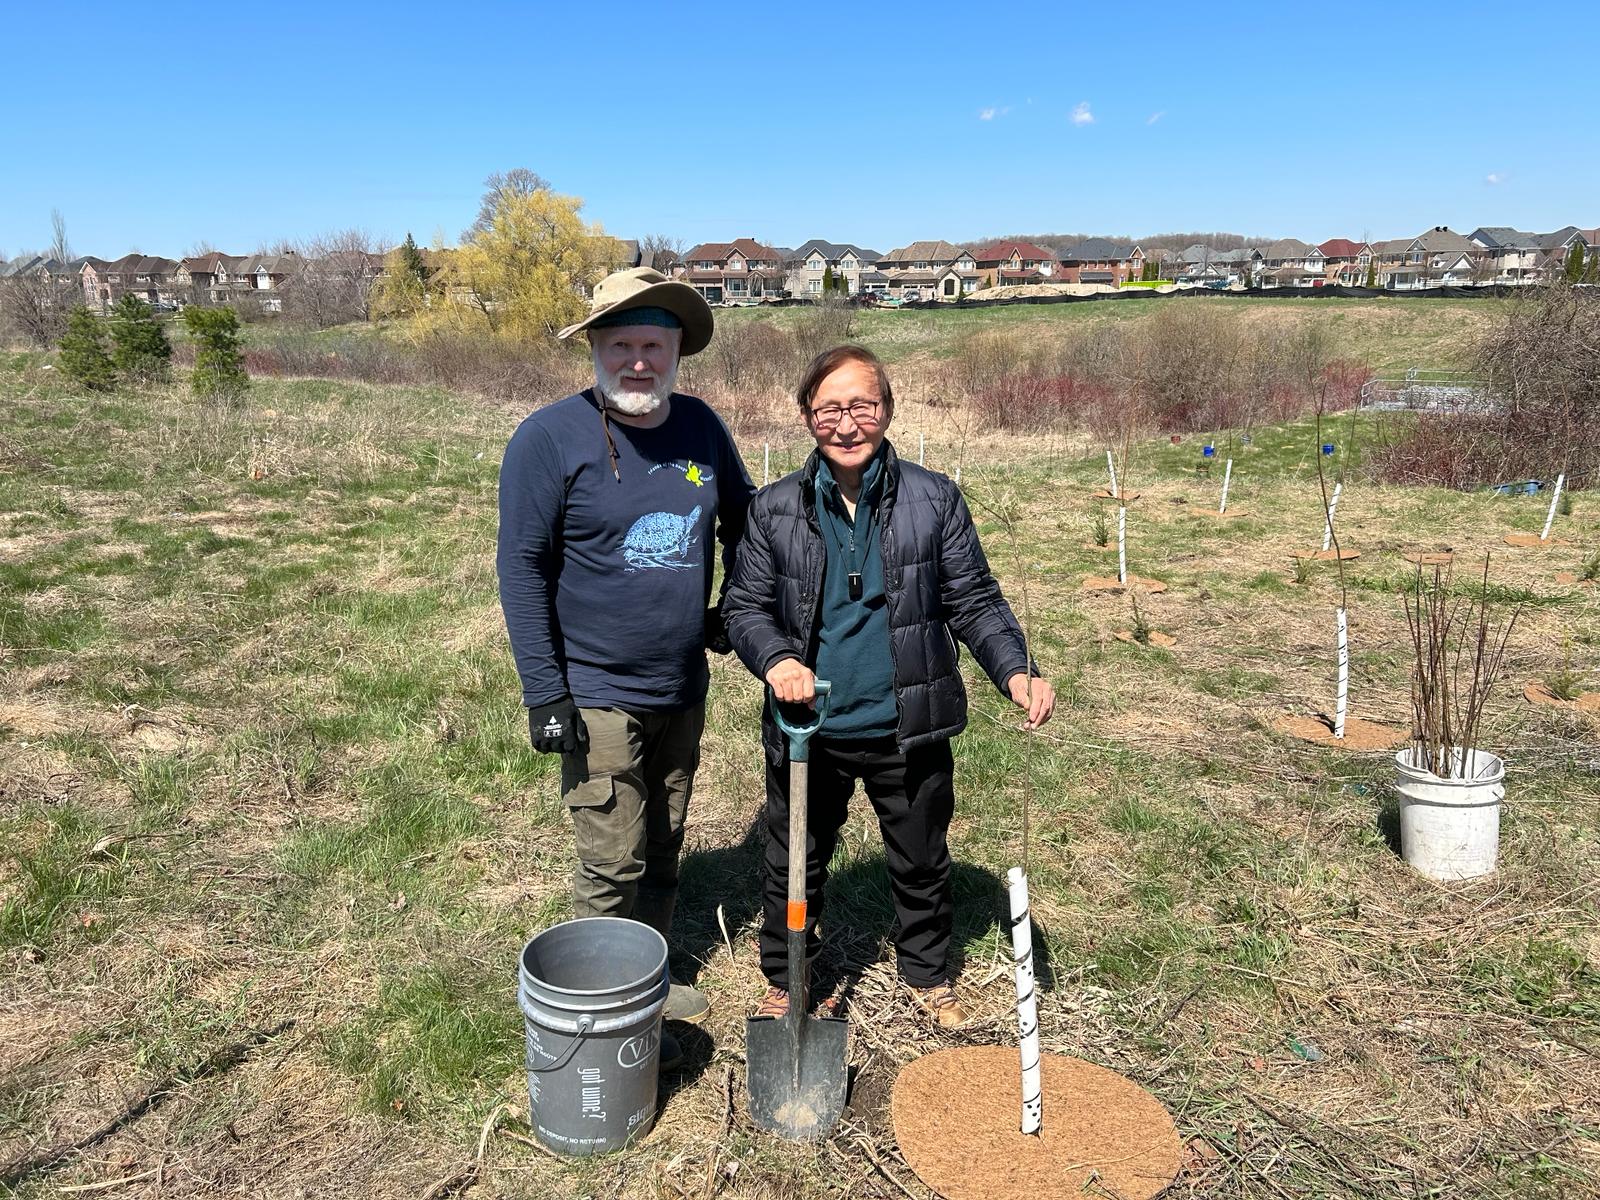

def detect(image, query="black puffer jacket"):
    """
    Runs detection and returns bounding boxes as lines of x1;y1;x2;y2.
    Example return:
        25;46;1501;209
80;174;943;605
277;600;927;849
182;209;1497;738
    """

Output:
723;440;1033;756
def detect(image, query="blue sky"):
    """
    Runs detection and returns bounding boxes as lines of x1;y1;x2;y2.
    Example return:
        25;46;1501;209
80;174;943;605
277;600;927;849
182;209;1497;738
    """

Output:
2;0;1594;259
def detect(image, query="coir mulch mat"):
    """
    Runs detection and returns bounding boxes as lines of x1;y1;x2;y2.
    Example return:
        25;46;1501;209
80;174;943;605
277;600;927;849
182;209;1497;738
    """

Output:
1556;571;1596;586
1275;713;1405;750
1402;551;1455;565
1091;488;1142;502
892;1046;1180;1200
1081;573;1168;594
1523;680;1600;714
1503;533;1566;547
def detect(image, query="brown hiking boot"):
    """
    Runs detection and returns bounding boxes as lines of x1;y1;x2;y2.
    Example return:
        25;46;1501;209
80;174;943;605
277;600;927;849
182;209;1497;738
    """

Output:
753;986;839;1020
910;983;967;1029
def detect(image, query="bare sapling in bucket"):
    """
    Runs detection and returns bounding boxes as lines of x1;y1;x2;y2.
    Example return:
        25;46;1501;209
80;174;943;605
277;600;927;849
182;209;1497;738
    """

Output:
1398;555;1522;880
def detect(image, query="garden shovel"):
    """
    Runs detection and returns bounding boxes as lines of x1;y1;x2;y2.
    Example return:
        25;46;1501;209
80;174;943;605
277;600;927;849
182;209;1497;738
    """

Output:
746;679;848;1140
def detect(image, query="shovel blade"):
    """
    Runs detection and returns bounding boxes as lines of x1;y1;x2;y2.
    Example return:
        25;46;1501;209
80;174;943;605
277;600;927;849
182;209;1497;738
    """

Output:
745;1014;848;1140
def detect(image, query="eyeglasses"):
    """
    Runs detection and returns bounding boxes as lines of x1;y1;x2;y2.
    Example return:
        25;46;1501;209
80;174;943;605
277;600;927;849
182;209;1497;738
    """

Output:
809;400;883;431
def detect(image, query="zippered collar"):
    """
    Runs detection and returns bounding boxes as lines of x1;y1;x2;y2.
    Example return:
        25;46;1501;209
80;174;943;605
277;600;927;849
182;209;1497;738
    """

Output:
800;439;901;525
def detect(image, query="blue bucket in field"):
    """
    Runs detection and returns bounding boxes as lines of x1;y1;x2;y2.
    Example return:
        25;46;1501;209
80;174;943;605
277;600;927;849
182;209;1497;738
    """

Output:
1202;445;1216;458
1321;443;1335;456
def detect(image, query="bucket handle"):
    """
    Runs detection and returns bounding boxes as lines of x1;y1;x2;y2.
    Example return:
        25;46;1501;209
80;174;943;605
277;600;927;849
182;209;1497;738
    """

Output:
526;1014;593;1074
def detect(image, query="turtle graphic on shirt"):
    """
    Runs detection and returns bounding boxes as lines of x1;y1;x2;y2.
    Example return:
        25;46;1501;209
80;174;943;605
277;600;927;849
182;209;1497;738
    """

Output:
622;505;701;571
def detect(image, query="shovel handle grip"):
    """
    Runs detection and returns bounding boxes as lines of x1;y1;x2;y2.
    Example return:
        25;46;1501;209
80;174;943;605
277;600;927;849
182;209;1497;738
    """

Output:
772;680;831;762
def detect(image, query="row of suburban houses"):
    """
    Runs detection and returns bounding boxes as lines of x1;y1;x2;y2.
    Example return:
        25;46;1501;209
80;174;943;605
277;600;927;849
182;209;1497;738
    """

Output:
0;249;385;312
667;223;1598;302
3;221;1593;316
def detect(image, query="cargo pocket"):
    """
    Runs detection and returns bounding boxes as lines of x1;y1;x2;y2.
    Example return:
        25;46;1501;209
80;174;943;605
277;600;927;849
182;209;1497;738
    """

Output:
564;771;622;865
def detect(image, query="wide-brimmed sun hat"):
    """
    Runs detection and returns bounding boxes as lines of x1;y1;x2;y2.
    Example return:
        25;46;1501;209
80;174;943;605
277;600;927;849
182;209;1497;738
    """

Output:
557;266;714;356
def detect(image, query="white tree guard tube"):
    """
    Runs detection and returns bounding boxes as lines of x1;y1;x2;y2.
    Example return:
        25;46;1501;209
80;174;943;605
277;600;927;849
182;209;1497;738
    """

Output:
1321;481;1343;552
1541;473;1565;541
762;443;770;487
1006;867;1043;1136
1117;506;1128;585
1106;449;1120;500
954;464;962;485
919;433;926;465
1219;459;1233;514
1335;607;1349;739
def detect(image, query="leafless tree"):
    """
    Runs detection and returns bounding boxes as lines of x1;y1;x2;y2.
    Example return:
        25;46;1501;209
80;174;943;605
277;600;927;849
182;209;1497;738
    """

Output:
282;229;382;328
50;209;72;263
186;239;220;257
0;264;79;347
466;168;551;239
640;233;686;274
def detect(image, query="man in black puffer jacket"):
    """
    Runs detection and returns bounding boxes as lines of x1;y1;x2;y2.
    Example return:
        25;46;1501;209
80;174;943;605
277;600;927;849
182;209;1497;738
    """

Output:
722;345;1055;1029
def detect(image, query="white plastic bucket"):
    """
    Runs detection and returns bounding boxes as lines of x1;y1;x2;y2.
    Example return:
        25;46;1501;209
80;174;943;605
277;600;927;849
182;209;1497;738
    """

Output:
1393;748;1504;881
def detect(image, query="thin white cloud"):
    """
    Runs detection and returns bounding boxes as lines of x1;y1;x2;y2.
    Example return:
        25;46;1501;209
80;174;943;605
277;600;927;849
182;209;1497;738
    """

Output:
1147;111;1165;125
1071;101;1095;126
1485;171;1506;185
979;105;1012;121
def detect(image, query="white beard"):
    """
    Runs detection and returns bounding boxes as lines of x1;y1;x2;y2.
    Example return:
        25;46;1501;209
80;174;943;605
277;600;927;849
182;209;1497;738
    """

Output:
593;352;677;416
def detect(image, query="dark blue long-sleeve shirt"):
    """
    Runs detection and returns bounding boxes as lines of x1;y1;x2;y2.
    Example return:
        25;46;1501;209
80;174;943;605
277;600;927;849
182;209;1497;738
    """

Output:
496;389;753;711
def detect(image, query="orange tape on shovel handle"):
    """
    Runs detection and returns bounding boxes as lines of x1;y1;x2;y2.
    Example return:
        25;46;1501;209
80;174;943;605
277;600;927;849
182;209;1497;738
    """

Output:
787;900;806;931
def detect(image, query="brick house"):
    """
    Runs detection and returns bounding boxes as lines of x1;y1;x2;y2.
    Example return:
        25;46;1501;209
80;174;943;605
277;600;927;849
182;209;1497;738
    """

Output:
681;238;784;303
1058;238;1136;285
875;241;979;299
785;240;883;296
970;239;1060;287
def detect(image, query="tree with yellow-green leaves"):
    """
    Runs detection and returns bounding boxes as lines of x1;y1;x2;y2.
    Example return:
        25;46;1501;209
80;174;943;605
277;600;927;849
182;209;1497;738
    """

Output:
410;173;626;341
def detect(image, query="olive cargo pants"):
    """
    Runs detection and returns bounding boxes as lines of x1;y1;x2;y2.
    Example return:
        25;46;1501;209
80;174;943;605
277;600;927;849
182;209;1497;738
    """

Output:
560;704;705;922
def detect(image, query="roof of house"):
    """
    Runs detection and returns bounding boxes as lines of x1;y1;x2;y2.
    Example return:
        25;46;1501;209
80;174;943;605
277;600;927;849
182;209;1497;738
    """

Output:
1061;238;1133;261
682;238;783;264
1531;225;1583;250
1262;238;1315;259
1408;227;1476;254
1318;238;1365;258
1469;226;1524;248
789;240;883;264
971;239;1056;263
880;241;971;264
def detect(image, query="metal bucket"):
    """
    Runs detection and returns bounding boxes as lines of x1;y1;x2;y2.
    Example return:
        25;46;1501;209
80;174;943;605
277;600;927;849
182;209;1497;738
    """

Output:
519;917;669;1156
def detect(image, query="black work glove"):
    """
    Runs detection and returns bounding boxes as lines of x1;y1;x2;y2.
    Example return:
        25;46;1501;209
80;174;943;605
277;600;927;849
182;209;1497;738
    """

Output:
705;605;732;655
528;698;586;755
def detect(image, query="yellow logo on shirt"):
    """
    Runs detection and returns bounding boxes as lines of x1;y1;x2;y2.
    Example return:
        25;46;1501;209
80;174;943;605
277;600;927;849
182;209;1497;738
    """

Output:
685;463;706;487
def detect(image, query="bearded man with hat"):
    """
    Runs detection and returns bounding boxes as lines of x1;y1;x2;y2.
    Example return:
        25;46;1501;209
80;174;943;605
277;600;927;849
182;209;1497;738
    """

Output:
497;267;754;1062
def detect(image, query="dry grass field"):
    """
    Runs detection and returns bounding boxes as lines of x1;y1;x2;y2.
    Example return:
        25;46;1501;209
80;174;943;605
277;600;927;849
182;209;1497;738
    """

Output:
1;301;1597;1200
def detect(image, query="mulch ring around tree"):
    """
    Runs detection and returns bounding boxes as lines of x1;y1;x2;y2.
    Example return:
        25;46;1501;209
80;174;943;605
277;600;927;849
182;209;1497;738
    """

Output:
1091;489;1141;502
1115;629;1177;648
1402;551;1455;565
891;1046;1182;1200
1274;713;1405;750
1291;548;1361;561
1556;571;1596;586
1503;533;1567;548
1082;574;1168;594
1523;680;1600;714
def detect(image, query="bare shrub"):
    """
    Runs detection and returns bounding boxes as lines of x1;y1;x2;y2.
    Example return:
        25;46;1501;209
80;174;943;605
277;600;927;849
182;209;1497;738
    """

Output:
0;272;79;347
227;328;589;406
1370;287;1600;488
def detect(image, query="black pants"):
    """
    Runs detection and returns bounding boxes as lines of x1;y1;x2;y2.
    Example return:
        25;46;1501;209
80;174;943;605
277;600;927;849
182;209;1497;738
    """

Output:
760;734;956;990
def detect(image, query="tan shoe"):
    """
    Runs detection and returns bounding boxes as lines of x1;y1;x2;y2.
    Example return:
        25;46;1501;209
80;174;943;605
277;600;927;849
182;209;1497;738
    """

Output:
910;983;967;1029
753;985;839;1020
